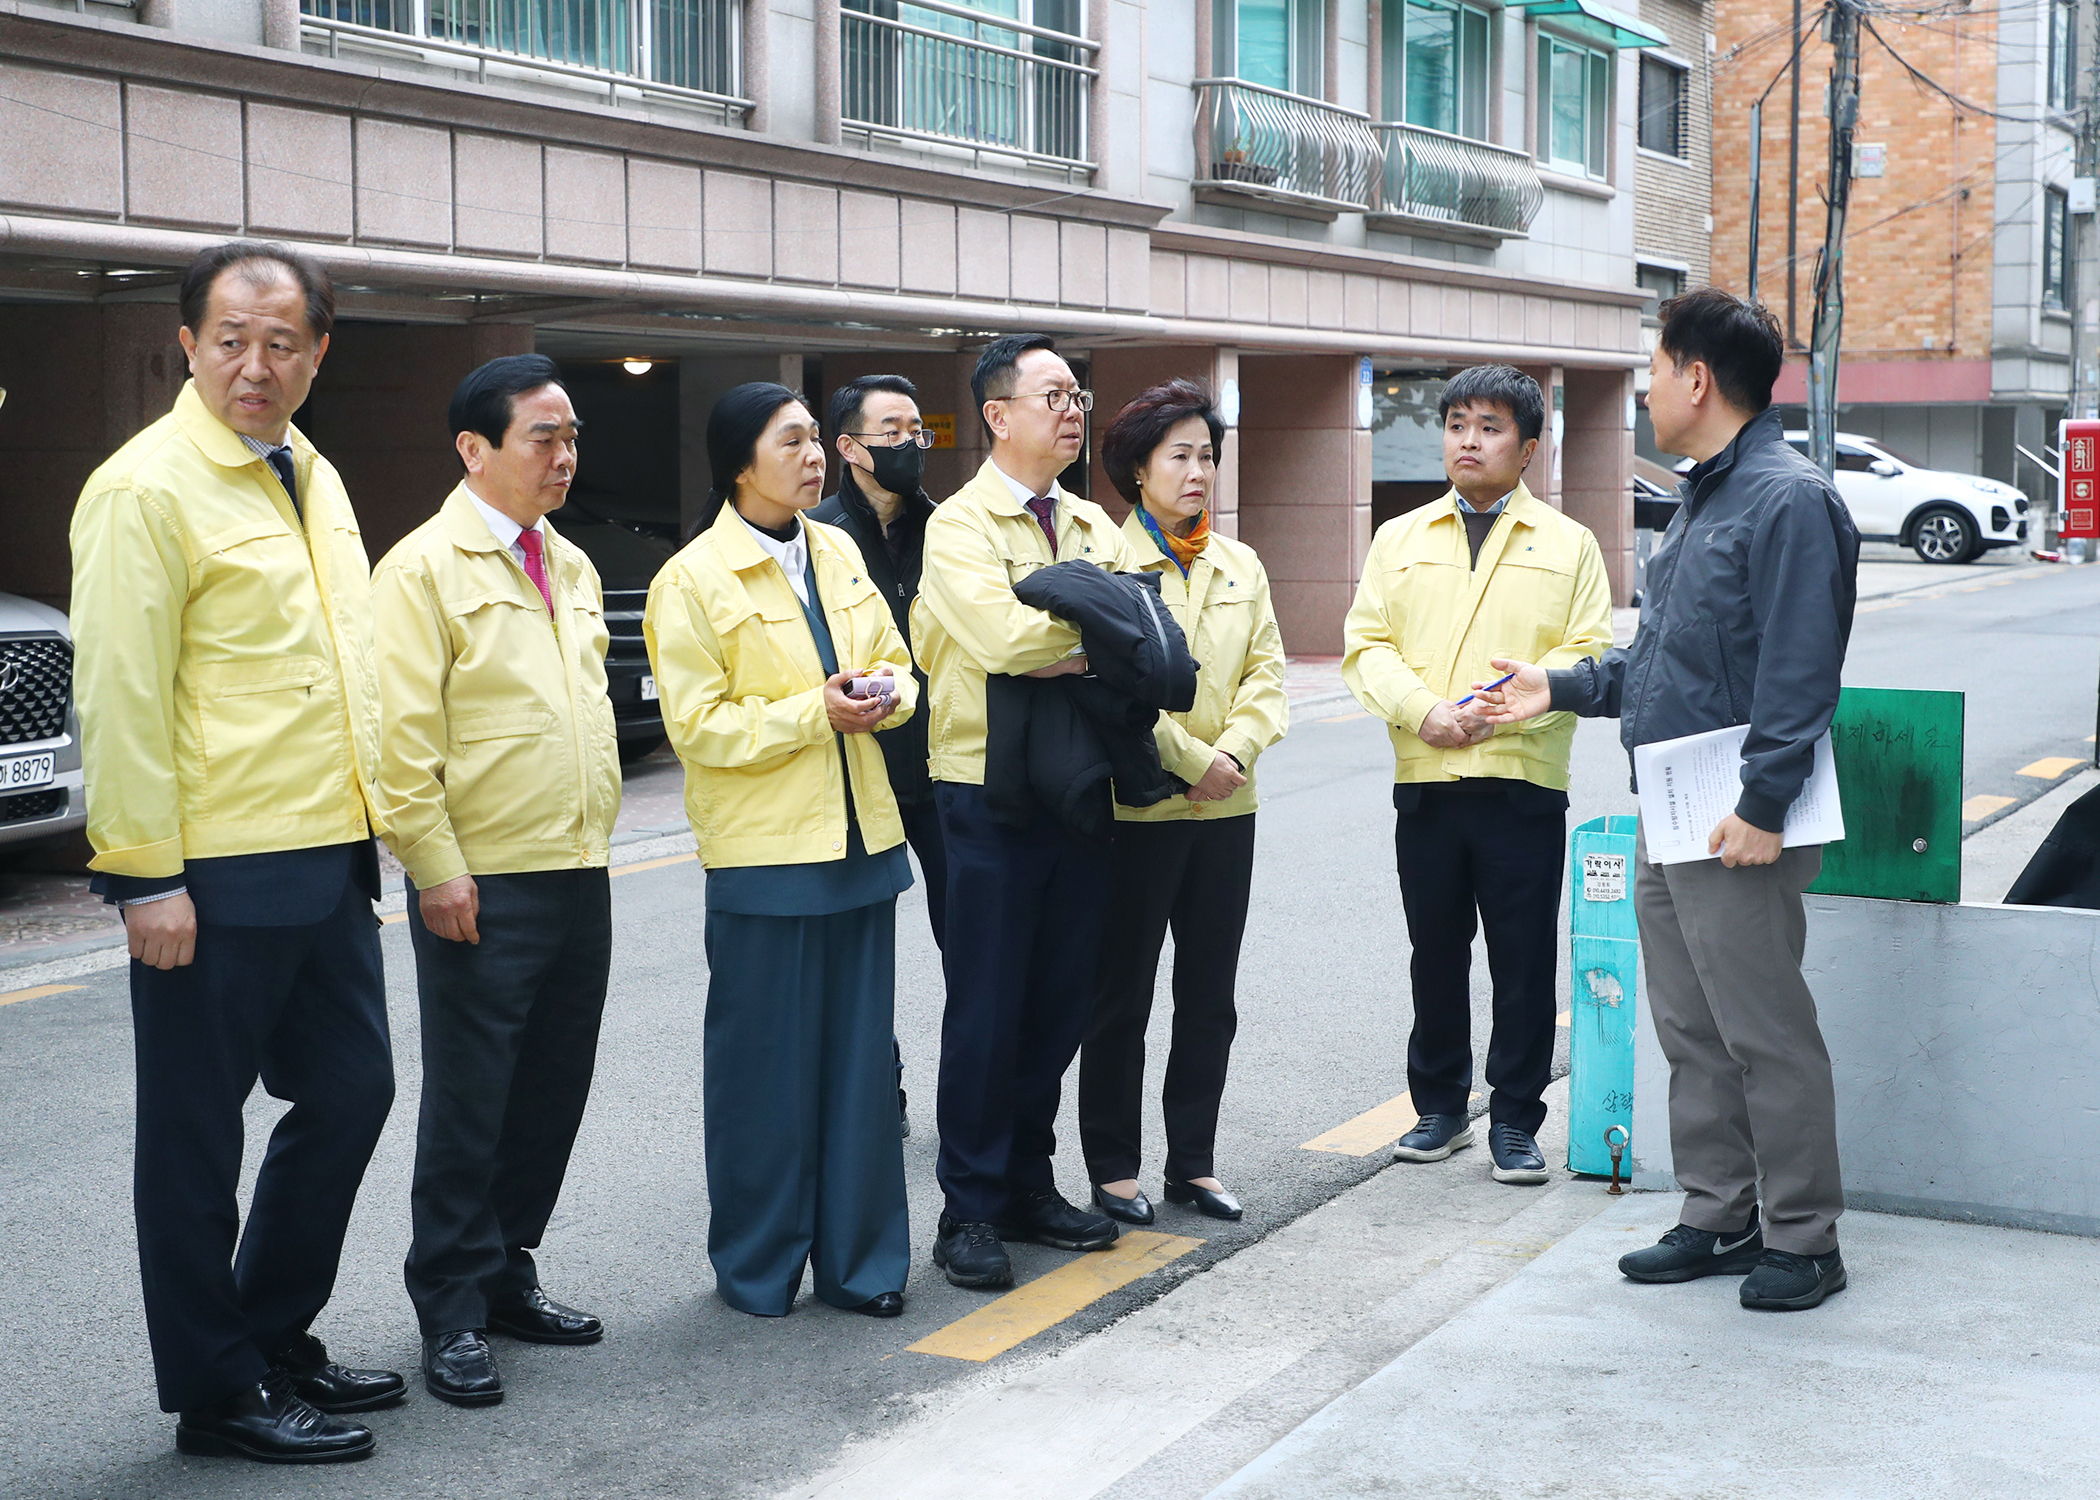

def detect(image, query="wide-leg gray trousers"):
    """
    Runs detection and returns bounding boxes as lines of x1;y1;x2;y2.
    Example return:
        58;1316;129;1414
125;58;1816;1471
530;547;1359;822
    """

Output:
1635;827;1844;1255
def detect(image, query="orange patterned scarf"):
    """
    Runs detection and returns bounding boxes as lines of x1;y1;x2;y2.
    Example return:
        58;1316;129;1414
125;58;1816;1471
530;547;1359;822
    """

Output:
1138;504;1211;576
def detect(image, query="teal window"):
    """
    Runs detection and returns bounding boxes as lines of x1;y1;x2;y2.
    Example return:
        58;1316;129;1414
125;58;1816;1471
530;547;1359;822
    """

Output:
1214;0;1325;97
1538;32;1611;178
1382;0;1489;138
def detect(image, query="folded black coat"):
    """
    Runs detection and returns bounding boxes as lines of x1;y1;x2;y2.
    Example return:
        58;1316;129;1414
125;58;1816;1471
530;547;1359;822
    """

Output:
983;562;1200;845
2005;782;2100;908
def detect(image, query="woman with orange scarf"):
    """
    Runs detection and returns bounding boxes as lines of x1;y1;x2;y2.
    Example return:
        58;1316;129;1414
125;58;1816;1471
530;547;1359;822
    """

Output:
1077;379;1290;1226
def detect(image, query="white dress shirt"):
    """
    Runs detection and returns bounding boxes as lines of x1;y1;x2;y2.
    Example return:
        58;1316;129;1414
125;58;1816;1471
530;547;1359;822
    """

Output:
464;486;547;572
738;511;811;606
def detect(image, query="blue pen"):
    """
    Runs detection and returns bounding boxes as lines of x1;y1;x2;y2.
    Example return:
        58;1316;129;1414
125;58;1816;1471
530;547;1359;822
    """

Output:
1454;670;1517;708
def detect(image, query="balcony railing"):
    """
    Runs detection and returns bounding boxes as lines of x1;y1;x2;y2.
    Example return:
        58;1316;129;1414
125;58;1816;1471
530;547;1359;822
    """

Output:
300;0;747;119
842;0;1097;174
1192;78;1381;216
1371;122;1543;240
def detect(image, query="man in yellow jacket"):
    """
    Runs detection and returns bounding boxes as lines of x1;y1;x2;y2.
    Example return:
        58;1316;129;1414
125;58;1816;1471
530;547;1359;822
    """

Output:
371;355;620;1408
69;242;399;1464
912;334;1134;1289
1343;364;1614;1187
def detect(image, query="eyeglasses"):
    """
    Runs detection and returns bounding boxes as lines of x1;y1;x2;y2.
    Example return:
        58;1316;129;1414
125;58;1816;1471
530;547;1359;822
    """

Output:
995;389;1094;414
842;429;935;449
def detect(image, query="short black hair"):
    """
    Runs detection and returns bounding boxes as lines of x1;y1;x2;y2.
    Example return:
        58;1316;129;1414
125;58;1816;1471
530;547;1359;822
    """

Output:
971;334;1059;433
1438;365;1545;444
1102;378;1227;505
448;354;566;448
1656;287;1785;414
828;374;920;442
179;239;335;341
687;382;810;540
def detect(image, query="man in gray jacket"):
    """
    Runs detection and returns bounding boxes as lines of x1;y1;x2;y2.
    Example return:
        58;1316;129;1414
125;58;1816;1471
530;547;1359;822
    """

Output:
1477;288;1859;1312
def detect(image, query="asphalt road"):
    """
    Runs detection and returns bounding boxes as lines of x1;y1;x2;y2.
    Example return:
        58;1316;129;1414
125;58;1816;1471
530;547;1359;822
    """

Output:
2;547;2095;1499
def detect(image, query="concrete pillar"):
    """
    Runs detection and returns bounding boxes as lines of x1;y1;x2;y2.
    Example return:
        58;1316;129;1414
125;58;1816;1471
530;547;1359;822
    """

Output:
1561;366;1635;605
262;0;300;49
1085;345;1222;523
1213;345;1241;538
814;0;842;145
743;0;772;133
1516;362;1563;508
1236;353;1369;655
815;350;977;502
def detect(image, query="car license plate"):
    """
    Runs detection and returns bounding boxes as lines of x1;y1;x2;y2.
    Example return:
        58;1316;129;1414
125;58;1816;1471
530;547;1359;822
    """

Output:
639;675;658;702
0;752;56;792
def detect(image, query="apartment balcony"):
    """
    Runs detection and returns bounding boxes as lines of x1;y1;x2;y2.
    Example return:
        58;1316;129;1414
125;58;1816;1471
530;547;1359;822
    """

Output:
299;0;748;123
841;0;1097;177
1369;122;1544;245
1192;78;1382;220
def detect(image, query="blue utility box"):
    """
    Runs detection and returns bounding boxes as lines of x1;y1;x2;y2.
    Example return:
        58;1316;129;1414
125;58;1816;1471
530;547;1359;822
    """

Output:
1567;814;1638;1176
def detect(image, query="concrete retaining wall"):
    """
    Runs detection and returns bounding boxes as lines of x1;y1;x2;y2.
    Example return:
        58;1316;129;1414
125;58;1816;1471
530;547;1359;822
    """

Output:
1630;894;2100;1236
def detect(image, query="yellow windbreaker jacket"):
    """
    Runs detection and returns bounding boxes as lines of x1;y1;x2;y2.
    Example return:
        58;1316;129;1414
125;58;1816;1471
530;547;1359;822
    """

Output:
910;459;1133;785
370;486;621;889
644;504;917;870
1342;483;1614;791
1118;513;1290;823
69;381;381;878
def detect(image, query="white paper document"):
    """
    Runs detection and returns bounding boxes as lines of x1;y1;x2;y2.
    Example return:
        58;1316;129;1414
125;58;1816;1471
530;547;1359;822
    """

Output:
1631;725;1843;866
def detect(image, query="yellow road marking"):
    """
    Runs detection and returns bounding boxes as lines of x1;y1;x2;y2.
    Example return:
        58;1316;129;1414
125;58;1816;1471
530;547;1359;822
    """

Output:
1961;795;2016;821
1303;1092;1420;1154
611;853;698;878
2017;757;2084;780
0;983;85;1007
1317;710;1370;724
906;1231;1203;1362
381;911;408;925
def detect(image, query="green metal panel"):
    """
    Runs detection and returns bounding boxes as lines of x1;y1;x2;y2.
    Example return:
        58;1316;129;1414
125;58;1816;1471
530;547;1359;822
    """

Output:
1807;686;1963;903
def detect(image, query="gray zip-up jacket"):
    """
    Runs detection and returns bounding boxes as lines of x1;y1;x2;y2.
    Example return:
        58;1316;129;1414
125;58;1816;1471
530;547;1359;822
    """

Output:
1549;406;1860;832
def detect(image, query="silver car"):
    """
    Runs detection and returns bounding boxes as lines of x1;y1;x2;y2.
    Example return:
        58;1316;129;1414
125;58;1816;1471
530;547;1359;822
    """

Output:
0;592;87;848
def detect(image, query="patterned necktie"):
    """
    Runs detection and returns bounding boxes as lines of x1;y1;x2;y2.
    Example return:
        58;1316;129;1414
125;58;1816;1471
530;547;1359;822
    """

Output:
1024;495;1059;559
263;446;300;521
516;528;554;615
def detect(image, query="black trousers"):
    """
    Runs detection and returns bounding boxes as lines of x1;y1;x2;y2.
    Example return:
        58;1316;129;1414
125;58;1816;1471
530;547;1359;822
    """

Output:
403;868;611;1336
1393;781;1566;1136
130;876;393;1412
933;781;1111;1224
899;796;949;950
1078;814;1256;1185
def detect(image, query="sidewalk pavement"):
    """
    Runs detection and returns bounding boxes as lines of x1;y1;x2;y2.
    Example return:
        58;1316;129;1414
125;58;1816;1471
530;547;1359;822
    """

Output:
1207;1189;2100;1499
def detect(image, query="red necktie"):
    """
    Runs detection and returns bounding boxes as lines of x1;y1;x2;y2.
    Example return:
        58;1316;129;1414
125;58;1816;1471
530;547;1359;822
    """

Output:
1025;495;1059;558
517;528;554;615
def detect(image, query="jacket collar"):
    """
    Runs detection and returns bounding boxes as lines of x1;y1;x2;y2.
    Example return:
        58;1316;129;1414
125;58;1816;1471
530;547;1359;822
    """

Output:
833;464;932;529
968;457;1067;517
440;484;508;553
172;380;312;473
1434;479;1545;527
1685;407;1784;500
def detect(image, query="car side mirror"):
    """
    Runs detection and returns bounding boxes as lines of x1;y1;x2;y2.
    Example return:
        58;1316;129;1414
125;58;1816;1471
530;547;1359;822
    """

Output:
1868;459;1898;477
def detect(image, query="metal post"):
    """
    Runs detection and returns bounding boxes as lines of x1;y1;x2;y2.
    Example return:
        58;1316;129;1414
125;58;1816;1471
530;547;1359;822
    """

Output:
1787;0;1802;344
1748;100;1763;303
1807;0;1860;478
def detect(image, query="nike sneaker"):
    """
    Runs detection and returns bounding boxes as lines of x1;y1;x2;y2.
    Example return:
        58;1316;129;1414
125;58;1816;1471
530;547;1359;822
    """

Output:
1618;1213;1764;1282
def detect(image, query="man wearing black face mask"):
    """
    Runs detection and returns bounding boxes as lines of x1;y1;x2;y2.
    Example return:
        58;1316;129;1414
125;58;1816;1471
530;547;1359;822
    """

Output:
815;374;944;1135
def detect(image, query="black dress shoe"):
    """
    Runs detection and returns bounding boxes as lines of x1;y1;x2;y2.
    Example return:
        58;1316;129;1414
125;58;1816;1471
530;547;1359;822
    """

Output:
487;1287;604;1345
422;1330;503;1407
997;1189;1119;1251
1091;1183;1155;1226
932;1215;1014;1289
849;1291;905;1317
1164;1179;1244;1221
270;1331;406;1414
175;1378;374;1464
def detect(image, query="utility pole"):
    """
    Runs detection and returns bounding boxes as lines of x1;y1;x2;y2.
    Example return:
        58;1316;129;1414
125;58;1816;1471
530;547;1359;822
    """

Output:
1787;0;1803;344
1748;102;1763;303
1807;0;1861;477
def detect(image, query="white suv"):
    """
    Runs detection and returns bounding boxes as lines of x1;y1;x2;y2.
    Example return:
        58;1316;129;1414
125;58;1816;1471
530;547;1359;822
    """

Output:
1783;430;2029;564
0;592;87;849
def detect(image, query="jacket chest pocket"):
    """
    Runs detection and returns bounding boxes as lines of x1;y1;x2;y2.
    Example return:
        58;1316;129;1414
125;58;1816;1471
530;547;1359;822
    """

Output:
1191;592;1253;683
1485;558;1578;658
446;592;554;672
704;590;816;696
452;706;558;746
191;654;337;813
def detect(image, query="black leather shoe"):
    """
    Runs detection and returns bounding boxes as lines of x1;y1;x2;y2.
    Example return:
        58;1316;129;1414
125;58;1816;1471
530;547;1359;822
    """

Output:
269;1331;406;1414
932;1215;1014;1289
1091;1183;1155;1225
487;1287;604;1345
997;1189;1119;1251
849;1291;905;1318
175;1378;374;1464
1164;1179;1244;1221
421;1331;503;1407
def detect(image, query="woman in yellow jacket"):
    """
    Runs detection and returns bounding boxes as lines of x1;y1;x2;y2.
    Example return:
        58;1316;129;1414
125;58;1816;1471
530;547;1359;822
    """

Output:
1077;379;1289;1226
643;383;919;1319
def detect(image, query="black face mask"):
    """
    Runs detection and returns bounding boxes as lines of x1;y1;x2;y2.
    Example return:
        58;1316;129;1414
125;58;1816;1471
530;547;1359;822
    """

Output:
859;439;925;497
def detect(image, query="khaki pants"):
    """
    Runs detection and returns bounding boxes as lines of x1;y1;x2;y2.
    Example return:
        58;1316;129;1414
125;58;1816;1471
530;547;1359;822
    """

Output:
1635;827;1844;1256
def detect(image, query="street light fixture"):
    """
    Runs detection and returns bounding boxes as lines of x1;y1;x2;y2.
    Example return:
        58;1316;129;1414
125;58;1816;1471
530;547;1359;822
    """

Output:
622;358;653;375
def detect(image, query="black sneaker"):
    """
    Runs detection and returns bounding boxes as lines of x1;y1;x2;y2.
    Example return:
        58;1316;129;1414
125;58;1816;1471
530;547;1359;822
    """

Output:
1392;1113;1474;1162
1487;1123;1549;1185
1741;1247;1847;1310
932;1215;1014;1289
1618;1215;1764;1283
996;1189;1118;1251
